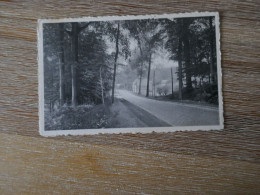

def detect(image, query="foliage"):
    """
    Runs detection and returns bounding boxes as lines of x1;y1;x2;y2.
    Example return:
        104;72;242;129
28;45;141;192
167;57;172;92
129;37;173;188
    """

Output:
43;16;219;130
157;87;163;96
78;30;112;104
164;17;217;100
45;104;112;130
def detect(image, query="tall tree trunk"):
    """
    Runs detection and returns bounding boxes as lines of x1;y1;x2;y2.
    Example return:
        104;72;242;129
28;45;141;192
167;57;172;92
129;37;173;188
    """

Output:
100;65;104;104
200;77;203;101
178;37;183;100
146;53;152;97
138;68;143;95
51;65;54;113
69;22;92;106
71;23;79;107
209;17;215;84
171;67;174;99
153;70;155;96
71;63;76;107
183;20;192;92
49;100;52;113
111;23;120;104
183;38;192;91
206;57;211;85
137;36;143;95
59;23;65;107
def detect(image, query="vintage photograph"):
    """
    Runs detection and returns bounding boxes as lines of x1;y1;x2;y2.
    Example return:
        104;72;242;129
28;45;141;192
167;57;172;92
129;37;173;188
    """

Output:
38;12;223;136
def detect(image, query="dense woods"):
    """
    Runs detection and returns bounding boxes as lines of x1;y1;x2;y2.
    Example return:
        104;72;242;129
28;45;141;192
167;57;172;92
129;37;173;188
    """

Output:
43;16;218;130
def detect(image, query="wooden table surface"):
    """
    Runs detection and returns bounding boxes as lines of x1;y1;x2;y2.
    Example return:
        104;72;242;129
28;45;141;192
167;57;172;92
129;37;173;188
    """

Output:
1;0;260;194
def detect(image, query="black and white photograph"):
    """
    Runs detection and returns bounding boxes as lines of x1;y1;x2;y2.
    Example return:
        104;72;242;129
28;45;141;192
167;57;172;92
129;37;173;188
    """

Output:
38;12;223;136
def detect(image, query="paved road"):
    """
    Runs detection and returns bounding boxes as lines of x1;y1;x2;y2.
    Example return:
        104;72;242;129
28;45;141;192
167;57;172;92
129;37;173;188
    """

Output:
110;99;170;128
116;89;219;126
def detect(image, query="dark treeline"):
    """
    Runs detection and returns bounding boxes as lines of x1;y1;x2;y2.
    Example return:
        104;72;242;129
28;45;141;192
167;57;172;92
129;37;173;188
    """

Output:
44;22;113;110
164;17;218;102
43;16;218;129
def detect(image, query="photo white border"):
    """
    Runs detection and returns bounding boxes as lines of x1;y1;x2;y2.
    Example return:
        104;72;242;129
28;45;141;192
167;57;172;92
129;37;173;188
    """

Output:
38;12;223;137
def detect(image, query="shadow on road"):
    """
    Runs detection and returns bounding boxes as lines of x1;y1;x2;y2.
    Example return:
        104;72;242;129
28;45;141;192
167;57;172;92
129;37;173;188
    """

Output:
109;98;170;128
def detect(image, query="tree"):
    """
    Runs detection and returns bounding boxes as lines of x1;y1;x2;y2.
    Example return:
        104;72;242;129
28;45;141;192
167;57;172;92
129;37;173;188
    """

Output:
43;23;60;111
78;27;111;105
157;87;163;96
145;26;164;97
125;19;164;96
182;19;193;92
178;35;183;100
171;67;174;98
209;17;216;84
99;65;104;104
111;22;120;103
59;23;65;106
124;20;146;95
153;69;156;96
164;17;218;100
164;18;184;100
97;21;130;103
146;53;152;96
162;86;168;96
143;20;164;97
65;22;92;107
189;18;209;88
128;49;146;94
188;17;217;90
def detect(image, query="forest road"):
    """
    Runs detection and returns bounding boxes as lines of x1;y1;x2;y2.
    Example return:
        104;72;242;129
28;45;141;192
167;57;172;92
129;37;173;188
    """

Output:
116;89;220;126
110;98;170;128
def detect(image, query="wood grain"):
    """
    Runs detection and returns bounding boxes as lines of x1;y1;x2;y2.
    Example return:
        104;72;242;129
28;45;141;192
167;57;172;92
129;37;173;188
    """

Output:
1;0;260;193
1;133;260;194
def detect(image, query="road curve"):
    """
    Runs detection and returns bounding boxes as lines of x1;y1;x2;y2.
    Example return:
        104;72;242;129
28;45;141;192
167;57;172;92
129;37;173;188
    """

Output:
116;89;219;126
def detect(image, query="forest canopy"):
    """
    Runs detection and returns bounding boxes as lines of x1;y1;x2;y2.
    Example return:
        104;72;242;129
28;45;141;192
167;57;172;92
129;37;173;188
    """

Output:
43;16;218;130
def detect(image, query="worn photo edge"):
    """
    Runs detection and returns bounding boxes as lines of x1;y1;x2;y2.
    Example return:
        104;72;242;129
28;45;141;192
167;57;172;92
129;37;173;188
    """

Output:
37;11;223;137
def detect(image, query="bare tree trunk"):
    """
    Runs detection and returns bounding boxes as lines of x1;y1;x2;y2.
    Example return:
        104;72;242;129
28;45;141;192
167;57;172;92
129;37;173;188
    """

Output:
59;59;65;106
100;65;104;104
178;37;183;100
71;62;76;107
59;23;65;107
138;68;143;95
183;38;192;91
51;64;54;112
146;53;152;97
200;77;203;101
71;23;78;107
112;23;120;104
183;20;192;92
137;36;143;95
69;22;92;107
209;17;215;84
171;67;174;99
49;100;52;113
153;70;155;96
